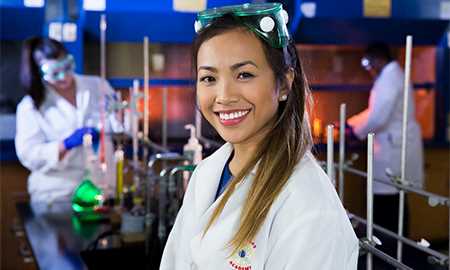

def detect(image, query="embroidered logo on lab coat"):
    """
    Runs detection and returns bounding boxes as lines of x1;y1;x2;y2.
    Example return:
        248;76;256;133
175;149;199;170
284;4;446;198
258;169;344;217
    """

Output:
229;241;256;270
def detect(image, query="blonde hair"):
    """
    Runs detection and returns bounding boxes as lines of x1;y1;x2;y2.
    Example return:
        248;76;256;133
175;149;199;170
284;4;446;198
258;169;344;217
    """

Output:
192;15;313;254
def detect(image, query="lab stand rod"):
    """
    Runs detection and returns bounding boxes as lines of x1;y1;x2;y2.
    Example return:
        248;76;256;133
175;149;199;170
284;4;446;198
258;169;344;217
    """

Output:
100;14;106;80
359;241;413;270
143;36;150;165
162;87;168;149
338;103;346;201
327;125;335;187
398;35;413;263
350;214;449;264
140;136;169;153
143;36;150;139
340;165;450;207
367;133;374;270
132;80;140;169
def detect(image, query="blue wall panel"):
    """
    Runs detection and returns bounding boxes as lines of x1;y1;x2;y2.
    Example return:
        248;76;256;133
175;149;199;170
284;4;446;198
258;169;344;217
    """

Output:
83;0;249;42
0;7;44;40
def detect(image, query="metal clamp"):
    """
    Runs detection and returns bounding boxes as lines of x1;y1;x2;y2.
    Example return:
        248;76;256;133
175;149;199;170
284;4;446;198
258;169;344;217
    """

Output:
18;242;34;264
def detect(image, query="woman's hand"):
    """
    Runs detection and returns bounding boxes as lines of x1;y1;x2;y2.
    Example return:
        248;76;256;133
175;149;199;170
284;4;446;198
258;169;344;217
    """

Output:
62;127;99;150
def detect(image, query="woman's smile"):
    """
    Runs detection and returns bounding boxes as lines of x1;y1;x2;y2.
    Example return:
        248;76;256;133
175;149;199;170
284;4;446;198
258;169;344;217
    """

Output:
215;109;252;126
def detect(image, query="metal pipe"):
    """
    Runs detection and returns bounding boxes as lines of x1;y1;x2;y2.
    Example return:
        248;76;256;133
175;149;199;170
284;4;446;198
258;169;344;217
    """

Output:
168;165;195;226
337;165;450;207
132;80;140;169
327;125;335;187
367;133;374;270
350;214;449;263
338;103;346;201
398;35;413;262
98;14;108;168
156;158;189;243
140;137;169;153
100;14;106;80
162;87;168;149
359;241;414;270
143;36;150;164
145;152;184;255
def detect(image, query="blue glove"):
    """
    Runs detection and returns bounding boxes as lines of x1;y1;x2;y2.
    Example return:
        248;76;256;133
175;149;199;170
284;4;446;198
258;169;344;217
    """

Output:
345;122;359;142
333;121;359;142
63;127;99;150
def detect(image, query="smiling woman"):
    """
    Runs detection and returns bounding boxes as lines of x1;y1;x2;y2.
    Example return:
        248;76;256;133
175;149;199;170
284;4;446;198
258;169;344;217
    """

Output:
196;29;283;148
160;3;359;270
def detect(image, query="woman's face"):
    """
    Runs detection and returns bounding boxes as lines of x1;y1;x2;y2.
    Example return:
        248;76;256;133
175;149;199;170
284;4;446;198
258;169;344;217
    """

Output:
196;29;283;147
40;56;75;91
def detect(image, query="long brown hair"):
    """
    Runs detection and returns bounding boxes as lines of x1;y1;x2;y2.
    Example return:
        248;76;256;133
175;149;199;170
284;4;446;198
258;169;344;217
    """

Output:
192;15;313;254
20;37;68;109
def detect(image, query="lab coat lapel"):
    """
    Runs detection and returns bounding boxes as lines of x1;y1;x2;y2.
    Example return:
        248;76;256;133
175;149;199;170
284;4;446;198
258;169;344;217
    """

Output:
193;144;258;221
194;143;233;219
73;75;91;126
46;87;77;130
190;145;257;267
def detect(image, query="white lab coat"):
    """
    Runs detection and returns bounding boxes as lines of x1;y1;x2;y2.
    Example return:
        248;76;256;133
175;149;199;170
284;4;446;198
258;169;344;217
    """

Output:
348;61;424;194
160;143;359;270
15;74;121;203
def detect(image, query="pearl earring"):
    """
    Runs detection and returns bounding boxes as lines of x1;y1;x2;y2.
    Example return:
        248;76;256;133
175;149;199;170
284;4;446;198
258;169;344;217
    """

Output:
280;94;287;101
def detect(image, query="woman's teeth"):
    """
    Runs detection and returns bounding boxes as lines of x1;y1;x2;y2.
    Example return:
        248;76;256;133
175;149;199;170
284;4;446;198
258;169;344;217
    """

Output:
219;110;250;120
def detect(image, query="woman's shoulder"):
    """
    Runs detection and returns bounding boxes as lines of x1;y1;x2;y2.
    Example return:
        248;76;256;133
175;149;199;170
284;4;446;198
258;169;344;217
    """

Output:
277;151;342;216
16;95;36;113
75;74;114;96
267;151;357;245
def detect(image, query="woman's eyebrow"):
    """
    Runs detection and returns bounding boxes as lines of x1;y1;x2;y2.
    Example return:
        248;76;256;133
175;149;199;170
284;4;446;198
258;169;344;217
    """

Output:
230;60;258;70
198;60;258;72
198;66;218;72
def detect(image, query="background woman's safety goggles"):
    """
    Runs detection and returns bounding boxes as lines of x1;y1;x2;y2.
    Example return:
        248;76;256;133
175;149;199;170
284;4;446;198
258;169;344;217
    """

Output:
194;3;290;48
40;54;75;83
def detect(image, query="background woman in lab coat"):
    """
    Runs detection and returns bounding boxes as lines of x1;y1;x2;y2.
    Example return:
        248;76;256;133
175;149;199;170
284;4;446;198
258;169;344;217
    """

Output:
348;42;424;269
160;3;358;269
15;37;120;204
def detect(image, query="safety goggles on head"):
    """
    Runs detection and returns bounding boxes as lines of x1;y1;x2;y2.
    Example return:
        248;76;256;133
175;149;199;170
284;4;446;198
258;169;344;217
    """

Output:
194;3;290;48
40;54;75;83
361;56;372;71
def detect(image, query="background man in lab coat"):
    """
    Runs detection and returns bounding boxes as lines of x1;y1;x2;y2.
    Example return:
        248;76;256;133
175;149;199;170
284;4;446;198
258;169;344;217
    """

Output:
348;42;424;269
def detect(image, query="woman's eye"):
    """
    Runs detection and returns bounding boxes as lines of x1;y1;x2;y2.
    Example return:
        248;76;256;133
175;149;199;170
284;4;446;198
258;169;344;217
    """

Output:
199;76;215;83
237;72;254;80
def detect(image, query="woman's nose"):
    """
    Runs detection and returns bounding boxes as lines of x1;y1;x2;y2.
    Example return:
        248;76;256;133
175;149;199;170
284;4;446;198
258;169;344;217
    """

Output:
215;80;238;105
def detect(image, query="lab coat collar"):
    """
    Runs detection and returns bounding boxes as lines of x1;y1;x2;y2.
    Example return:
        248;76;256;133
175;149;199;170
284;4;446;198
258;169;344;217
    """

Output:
43;74;94;128
194;143;259;220
379;61;400;78
194;143;233;217
73;74;91;122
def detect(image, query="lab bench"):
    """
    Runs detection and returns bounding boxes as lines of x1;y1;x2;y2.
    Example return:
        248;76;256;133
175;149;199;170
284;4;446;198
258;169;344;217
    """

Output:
14;201;160;270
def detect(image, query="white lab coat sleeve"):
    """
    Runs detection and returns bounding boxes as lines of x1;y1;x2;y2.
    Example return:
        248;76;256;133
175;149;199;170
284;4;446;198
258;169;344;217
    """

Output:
350;74;401;139
15;101;60;172
265;210;358;270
